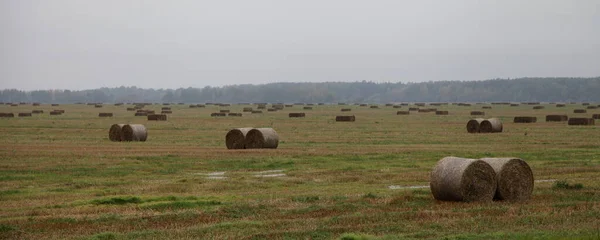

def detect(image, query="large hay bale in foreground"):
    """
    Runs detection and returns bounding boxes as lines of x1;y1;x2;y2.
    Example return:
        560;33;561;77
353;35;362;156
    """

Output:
99;113;113;117
435;111;449;115
514;116;537;123
466;118;485;133
470;111;485;116
336;115;355;122
568;118;595;126
546;115;568;122
289;113;305;118
225;127;253;149
147;114;167;121
574;109;587;113
18;113;32;117
121;124;147;142
109;124;125;142
430;157;497;202
480;158;533;202
480;118;503;133
245;128;279;149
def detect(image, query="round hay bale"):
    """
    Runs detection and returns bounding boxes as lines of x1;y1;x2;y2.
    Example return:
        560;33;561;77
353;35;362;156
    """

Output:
109;124;125;142
592;114;600;120
466;118;484;133
479;158;533;202
480;118;503;133
121;124;147;142
245;128;279;149
225;127;253;149
430;157;497;202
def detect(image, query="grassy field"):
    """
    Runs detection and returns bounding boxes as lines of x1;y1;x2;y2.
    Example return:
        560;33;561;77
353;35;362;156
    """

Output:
0;103;599;240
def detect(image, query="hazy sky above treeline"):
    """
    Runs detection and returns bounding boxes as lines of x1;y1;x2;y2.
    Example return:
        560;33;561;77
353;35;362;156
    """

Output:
1;0;599;90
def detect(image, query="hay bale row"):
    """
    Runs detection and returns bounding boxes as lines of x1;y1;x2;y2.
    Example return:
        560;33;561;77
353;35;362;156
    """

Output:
211;113;227;117
336;115;355;122
397;111;409;115
568;118;595;126
546;115;568;122
574;109;587;113
341;108;351;112
514;116;537;123
147;114;167;121
99;113;113;117
226;127;279;149
289;113;305;118
435;111;449;115
470;111;485;116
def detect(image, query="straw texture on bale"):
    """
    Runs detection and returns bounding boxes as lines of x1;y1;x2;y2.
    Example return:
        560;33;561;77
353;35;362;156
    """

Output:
99;113;113;117
466;118;484;133
225;127;252;149
397;111;409;115
289;113;305;118
430;157;497;202
147;114;167;121
109;124;125;142
546;115;568;122
480;118;503;133
341;108;351;112
514;116;537;123
435;111;449;115
121;124;147;142
568;118;595;125
574;109;587;113
480;158;533;202
336;115;356;122
245;128;279;149
470;111;485;116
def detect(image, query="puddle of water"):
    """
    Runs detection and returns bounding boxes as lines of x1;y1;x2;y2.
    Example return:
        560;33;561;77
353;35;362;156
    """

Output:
255;173;287;178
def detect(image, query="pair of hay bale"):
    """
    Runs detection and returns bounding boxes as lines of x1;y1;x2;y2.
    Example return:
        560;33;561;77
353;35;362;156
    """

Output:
99;113;113;117
568;118;595;126
466;118;503;133
108;124;147;142
336;115;355;122
430;157;533;202
514;116;537;123
147;114;167;121
225;128;279;149
289;113;305;118
546;115;568;122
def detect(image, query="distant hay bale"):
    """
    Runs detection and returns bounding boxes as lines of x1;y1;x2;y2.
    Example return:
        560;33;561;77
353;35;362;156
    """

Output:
267;108;277;112
480;118;503;133
147;114;167;121
99;113;113;117
510;104;520;107
556;104;566;107
466;118;484;133
409;107;419;111
243;107;253;112
470;111;485;116
114;103;124;106
228;113;242;117
340;108;351;112
161;107;171;111
285;104;293;107
533;106;544;109
435;111;449;115
393;105;402;108
458;103;472;107
482;106;492;109
514;116;537;123
135;112;148;116
109;124;125;142
161;110;172;114
252;111;263;114
587;106;598;109
415;103;425;106
49;111;62;115
546;115;568;122
574;109;587;113
400;103;409;106
369;105;379;109
385;103;393;106
593;114;600;119
397;111;410;115
226;127;253;149
0;113;15;118
189;105;198;108
582;103;590;106
18;113;32;117
94;104;103;108
32;103;40;106
257;104;266;109
289;113;305;118
480;158;533;202
338;103;347;105
245;128;279;149
359;104;367;107
196;104;205;108
210;113;227;117
273;104;285;110
121;124;147;142
51;104;59;106
336;115;356;122
430;157;497;202
32;110;44;114
10;104;18;107
568;118;595;126
303;106;313;110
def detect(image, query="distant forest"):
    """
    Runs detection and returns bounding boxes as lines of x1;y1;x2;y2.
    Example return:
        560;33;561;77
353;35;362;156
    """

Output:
1;77;599;104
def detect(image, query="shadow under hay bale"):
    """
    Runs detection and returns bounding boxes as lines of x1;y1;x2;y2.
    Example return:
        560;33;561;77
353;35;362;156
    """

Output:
546;115;568;122
430;157;497;202
289;113;305;118
341;108;351;112
470;111;485;116
226;127;253;149
109;124;125;142
466;118;484;133
480;158;533;202
336;115;355;122
435;111;449;115
514;116;537;123
18;113;32;117
245;128;279;149
574;109;587;113
121;124;147;142
147;114;167;121
479;118;503;133
211;113;227;117
568;118;595;126
99;113;113;117
228;113;242;117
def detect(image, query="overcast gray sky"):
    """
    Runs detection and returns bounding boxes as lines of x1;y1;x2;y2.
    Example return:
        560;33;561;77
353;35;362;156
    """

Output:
1;0;599;90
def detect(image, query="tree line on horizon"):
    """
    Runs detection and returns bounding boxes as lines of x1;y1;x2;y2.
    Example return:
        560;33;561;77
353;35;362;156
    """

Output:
1;77;599;104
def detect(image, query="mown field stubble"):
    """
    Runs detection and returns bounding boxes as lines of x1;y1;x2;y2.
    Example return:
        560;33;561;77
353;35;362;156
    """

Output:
0;103;599;239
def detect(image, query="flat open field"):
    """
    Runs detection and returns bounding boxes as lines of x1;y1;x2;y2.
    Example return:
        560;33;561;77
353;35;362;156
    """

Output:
1;103;599;239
